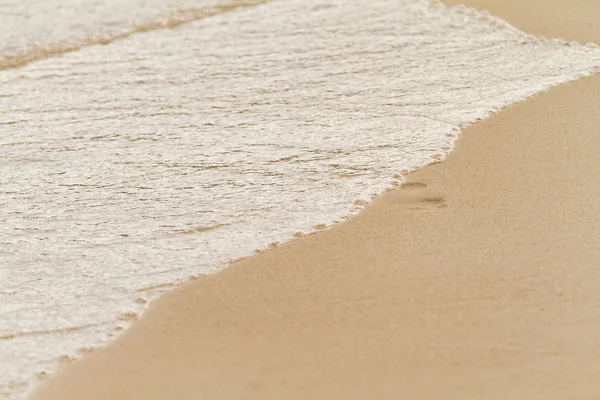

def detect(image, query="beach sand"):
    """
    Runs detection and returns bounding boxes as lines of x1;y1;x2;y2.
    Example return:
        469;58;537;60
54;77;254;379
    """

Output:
32;1;600;399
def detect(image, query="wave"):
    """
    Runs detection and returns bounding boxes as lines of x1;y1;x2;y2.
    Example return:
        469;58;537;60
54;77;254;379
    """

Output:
0;0;266;71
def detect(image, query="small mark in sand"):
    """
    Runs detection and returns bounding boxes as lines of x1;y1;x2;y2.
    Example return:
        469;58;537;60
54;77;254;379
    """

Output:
293;231;304;238
314;223;327;230
354;199;368;206
407;196;447;212
420;196;444;204
401;182;427;190
133;297;146;304
392;190;447;213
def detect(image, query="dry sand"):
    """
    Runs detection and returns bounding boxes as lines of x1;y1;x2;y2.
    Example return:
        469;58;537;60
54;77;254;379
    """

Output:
32;1;600;399
444;0;599;43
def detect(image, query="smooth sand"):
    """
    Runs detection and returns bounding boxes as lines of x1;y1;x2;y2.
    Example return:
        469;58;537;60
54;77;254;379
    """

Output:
32;1;600;399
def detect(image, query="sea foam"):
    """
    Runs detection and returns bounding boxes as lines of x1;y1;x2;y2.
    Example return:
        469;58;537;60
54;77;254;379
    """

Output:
1;0;599;398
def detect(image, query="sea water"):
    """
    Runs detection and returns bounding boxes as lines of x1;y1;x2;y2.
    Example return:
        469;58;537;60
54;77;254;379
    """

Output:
1;0;599;398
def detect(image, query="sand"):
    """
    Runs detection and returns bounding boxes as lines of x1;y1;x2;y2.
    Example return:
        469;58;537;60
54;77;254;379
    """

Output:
31;1;600;399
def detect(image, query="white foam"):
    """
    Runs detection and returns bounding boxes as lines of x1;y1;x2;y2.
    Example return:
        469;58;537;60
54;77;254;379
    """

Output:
0;0;265;70
1;0;599;398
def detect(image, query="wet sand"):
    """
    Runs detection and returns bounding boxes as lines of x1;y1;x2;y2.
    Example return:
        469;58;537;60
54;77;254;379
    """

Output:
32;1;600;399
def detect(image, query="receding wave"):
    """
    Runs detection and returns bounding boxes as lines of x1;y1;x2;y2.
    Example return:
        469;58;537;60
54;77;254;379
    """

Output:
0;0;266;71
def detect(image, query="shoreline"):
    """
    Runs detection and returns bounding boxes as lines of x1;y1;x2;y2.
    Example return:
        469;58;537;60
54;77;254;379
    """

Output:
31;1;600;399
